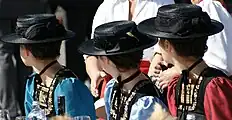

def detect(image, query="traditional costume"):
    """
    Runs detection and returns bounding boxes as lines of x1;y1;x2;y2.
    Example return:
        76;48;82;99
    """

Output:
78;21;167;120
1;14;96;119
138;4;232;120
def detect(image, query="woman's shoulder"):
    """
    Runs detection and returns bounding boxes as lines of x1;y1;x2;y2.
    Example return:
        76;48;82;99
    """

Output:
57;77;89;91
26;73;37;86
130;96;167;120
104;79;117;99
54;68;87;88
206;76;232;89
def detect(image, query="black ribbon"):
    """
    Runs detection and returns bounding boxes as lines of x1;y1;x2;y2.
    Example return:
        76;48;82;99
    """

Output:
93;32;139;54
115;70;141;120
33;60;58;100
15;20;66;40
177;58;203;119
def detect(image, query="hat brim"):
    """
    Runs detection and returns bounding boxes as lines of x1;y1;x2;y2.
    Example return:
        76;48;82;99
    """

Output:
1;30;75;44
137;17;224;39
78;37;157;56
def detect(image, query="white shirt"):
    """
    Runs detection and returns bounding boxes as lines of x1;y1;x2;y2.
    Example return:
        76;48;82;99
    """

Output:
91;0;174;61
198;0;232;75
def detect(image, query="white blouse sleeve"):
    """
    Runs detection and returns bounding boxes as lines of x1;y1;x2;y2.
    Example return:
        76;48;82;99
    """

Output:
91;2;108;38
83;2;108;60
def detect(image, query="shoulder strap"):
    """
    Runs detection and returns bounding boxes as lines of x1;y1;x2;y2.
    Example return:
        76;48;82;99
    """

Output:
175;76;182;107
52;67;77;90
51;67;77;115
196;67;230;113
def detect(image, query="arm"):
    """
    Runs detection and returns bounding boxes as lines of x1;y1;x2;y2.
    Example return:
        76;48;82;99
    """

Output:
204;77;232;120
54;78;96;120
85;56;106;97
148;46;178;89
148;44;163;77
148;52;163;77
84;2;108;96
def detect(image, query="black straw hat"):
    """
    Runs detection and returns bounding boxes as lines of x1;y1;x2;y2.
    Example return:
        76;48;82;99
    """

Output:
78;20;157;56
1;14;75;44
137;4;224;39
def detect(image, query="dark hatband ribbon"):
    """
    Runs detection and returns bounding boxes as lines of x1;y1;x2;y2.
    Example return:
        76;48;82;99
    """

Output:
115;70;141;120
177;58;203;119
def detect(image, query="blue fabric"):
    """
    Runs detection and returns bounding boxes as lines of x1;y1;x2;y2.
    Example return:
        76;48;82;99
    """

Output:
24;74;96;120
104;79;167;120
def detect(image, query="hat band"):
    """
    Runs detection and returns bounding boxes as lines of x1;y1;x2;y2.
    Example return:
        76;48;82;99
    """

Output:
15;21;66;40
154;12;211;36
93;32;139;53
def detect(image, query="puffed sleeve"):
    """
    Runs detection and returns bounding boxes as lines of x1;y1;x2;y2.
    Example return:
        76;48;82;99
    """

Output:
204;77;232;120
104;79;116;120
129;96;167;120
24;74;36;116
54;78;96;120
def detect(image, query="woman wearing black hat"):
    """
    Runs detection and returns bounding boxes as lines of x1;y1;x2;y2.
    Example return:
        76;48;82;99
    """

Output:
1;14;96;119
78;20;166;120
138;4;232;120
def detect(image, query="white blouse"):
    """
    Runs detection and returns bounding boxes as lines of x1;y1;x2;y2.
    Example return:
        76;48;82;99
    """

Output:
91;0;174;61
198;0;232;76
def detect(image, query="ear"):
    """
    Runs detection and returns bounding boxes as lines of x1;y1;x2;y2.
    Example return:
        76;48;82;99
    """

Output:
99;56;110;64
162;40;172;52
20;46;30;57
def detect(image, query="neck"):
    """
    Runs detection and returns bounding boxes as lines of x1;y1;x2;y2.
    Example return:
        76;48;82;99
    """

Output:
32;59;62;80
32;59;56;73
173;57;208;79
117;68;147;91
120;69;138;81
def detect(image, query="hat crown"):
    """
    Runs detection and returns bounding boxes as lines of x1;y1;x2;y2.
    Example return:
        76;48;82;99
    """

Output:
91;20;156;54
158;4;202;18
78;20;157;55
153;4;217;37
93;21;140;53
15;14;66;41
94;20;136;38
17;14;57;27
137;4;224;40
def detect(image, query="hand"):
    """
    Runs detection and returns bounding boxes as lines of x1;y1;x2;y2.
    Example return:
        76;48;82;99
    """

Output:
157;67;179;89
148;53;163;77
85;56;107;97
150;61;168;90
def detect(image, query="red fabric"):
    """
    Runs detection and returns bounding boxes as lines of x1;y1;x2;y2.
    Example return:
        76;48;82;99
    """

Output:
100;75;112;98
204;77;232;120
98;118;105;120
167;76;232;119
167;75;180;117
139;60;150;74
